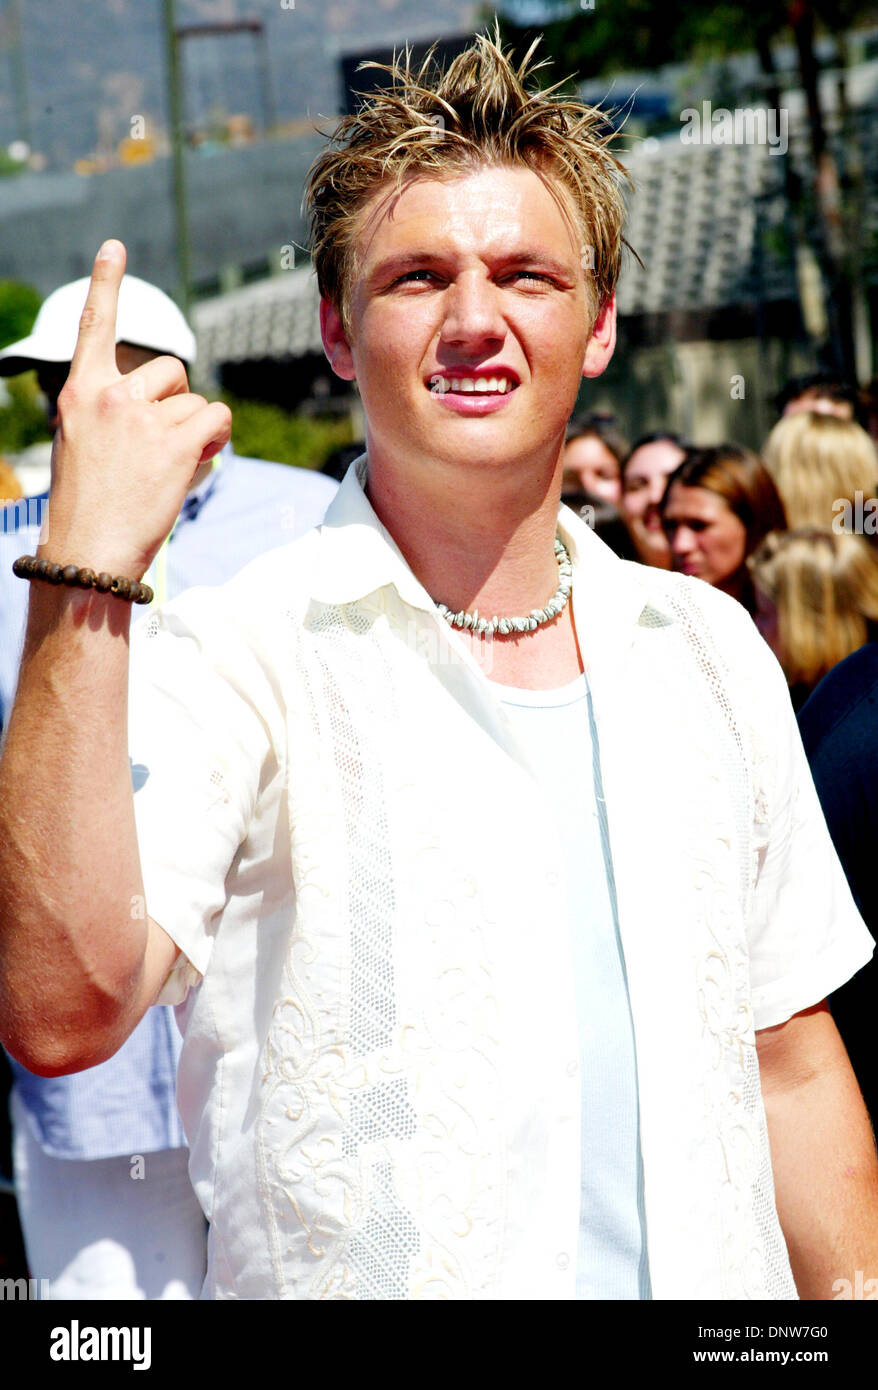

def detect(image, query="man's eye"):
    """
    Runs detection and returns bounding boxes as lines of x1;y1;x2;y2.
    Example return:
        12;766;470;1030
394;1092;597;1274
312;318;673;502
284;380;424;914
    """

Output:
511;271;551;284
396;270;436;284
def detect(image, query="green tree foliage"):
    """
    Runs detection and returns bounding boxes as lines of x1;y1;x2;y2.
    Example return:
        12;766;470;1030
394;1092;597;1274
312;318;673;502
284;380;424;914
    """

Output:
0;281;41;352
220;393;353;471
0;376;51;455
0;283;51;455
0;149;27;179
491;0;878;82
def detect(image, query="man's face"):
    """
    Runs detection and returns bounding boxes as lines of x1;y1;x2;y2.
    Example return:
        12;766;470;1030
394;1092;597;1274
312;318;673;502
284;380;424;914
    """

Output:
621;440;686;564
36;342;160;430
320;164;615;488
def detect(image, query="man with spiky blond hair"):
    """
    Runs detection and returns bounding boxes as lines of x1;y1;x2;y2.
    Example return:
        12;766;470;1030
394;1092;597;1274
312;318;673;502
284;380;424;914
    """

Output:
1;29;877;1301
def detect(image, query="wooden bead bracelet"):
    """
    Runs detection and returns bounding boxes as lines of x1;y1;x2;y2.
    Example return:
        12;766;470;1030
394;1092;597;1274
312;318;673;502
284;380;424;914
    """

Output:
13;555;154;605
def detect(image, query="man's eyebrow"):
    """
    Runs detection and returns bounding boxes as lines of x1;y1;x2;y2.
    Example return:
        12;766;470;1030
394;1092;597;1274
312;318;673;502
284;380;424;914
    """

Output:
367;248;578;282
499;249;577;276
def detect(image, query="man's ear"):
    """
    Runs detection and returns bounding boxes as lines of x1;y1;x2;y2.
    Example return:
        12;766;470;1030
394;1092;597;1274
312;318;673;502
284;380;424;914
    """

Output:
582;294;617;380
320;298;356;382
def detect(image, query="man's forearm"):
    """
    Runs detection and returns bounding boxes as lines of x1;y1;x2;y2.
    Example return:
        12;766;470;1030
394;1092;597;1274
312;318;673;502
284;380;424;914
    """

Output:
0;580;150;1073
758;1002;878;1299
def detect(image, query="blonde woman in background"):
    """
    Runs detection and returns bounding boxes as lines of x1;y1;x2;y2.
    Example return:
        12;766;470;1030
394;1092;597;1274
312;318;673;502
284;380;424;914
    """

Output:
762;412;878;529
750;528;878;709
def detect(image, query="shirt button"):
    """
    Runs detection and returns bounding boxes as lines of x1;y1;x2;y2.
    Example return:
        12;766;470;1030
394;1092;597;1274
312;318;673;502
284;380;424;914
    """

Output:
546;871;559;888
566;1060;578;1077
556;1252;570;1270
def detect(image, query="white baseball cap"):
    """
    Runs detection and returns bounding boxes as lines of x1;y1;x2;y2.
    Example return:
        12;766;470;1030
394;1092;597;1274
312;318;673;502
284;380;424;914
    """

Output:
0;273;196;375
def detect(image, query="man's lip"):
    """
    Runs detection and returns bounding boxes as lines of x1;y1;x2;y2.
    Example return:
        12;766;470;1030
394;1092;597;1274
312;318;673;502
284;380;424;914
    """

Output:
429;389;515;415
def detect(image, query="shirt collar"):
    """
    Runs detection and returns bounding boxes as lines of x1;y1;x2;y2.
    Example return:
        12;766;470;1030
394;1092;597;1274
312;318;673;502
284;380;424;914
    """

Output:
314;453;440;616
315;451;674;633
556;499;668;634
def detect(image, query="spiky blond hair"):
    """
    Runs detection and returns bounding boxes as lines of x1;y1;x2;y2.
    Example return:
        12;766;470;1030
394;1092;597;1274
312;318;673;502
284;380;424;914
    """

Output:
304;25;631;337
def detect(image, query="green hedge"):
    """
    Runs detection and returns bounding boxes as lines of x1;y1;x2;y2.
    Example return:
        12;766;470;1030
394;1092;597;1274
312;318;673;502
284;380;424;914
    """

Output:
0;281;41;351
0;375;51;455
0;371;354;470
219;393;354;470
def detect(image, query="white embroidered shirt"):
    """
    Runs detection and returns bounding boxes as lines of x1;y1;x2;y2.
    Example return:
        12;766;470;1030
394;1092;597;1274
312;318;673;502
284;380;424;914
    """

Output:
129;456;873;1300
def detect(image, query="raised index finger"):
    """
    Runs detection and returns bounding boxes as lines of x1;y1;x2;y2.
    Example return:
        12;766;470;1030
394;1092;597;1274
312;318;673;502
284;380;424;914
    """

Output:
68;239;127;382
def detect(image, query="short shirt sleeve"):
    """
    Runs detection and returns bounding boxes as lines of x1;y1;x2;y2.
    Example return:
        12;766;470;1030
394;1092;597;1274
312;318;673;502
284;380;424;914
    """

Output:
129;592;277;994
739;620;874;1030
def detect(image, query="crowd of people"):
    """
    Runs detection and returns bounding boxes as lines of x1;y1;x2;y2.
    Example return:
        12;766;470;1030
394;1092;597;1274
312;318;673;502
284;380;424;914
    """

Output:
562;373;878;711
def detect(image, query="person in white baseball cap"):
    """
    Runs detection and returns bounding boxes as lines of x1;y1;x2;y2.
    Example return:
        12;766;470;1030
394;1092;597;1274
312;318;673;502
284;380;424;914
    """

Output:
0;275;196;432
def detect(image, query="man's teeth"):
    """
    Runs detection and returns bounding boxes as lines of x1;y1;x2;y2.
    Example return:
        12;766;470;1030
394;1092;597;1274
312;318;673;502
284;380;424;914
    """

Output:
431;376;513;393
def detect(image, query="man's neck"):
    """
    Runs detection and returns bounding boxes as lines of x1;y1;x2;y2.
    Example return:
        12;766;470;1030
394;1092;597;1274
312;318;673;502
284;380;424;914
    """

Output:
363;441;586;690
365;445;564;618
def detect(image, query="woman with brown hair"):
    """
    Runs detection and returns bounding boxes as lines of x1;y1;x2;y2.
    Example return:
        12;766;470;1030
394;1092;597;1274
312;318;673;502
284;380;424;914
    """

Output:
762;412;878;529
749;528;878;710
660;444;787;613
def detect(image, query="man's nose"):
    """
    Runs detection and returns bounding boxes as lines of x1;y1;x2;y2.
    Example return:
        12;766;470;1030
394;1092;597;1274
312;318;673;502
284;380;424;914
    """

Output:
439;273;505;349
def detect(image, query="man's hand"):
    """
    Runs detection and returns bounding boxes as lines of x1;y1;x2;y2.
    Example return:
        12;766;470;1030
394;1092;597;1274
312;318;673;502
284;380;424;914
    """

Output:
757;1000;878;1299
44;239;231;578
